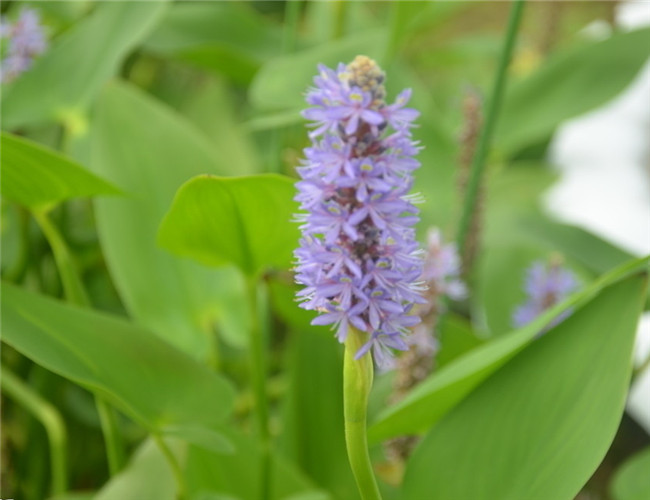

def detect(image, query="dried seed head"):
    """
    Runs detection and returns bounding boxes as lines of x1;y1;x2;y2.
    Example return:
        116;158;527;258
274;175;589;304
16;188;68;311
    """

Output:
344;55;386;108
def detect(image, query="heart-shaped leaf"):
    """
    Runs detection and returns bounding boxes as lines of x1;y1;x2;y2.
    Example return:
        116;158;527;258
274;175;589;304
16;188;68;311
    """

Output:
158;174;299;277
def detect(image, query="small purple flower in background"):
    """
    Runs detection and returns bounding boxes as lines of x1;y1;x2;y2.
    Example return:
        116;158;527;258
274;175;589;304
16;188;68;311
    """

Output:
408;228;467;355
294;55;424;368
0;8;48;84
385;228;466;463
512;258;579;330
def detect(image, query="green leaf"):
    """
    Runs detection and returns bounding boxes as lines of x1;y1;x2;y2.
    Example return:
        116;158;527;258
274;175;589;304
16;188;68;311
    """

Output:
158;174;299;277
436;314;484;369
524;216;634;275
1;1;167;129
403;272;647;500
186;428;331;500
0;132;120;210
280;328;357;499
611;446;650;500
368;256;649;443
143;2;282;84
249;31;386;110
497;27;650;153
94;439;178;500
162;425;234;455
90;81;249;356
1;283;235;432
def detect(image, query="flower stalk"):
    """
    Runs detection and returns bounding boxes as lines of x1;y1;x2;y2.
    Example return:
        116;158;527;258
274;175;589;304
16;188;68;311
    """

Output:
344;328;382;500
456;0;525;258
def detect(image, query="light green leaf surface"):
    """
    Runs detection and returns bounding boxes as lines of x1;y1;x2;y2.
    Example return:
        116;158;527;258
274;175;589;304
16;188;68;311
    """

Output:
525;216;634;275
90;81;249;356
1;284;236;431
144;2;282;84
498;27;650;153
368;256;649;443
162;425;234;455
94;438;178;500
436;314;484;369
186;428;331;500
280;328;357;499
158;174;299;277
249;31;386;110
1;1;167;129
1;132;120;209
611;446;650;500
403;272;647;500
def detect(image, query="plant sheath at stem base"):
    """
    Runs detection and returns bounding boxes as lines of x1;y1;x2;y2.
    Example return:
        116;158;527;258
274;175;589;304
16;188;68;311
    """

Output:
344;328;382;500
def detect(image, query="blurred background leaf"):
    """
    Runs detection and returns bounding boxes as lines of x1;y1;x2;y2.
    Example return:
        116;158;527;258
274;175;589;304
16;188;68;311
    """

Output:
0;132;120;210
1;1;168;129
2;284;236;432
89;81;249;357
610;446;650;500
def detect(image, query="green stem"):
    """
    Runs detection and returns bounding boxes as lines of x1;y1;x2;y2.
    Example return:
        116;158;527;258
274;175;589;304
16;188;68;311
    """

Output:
456;0;525;257
247;276;271;500
384;1;404;64
1;366;68;495
344;329;382;500
32;208;125;475
96;397;125;475
5;206;31;283
32;209;89;306
153;433;187;500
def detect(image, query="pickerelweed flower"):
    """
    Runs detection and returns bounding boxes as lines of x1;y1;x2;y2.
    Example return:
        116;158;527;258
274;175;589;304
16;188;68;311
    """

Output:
0;8;47;84
407;228;466;356
512;258;579;329
294;55;424;368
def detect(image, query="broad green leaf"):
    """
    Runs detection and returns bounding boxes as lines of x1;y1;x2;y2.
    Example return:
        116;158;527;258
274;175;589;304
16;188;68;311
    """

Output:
610;447;650;500
186;428;331;500
94;439;178;500
249;31;386;110
280;328;357;499
1;283;235;432
403;273;647;500
143;2;282;84
158;174;299;277
525;216;634;275
497;28;650;153
1;2;167;129
90;81;249;357
368;256;649;443
162;425;234;455
176;78;260;175
436;314;484;369
0;132;119;209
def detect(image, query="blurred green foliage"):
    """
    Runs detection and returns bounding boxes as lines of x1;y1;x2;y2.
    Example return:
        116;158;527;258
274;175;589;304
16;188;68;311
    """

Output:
1;1;648;500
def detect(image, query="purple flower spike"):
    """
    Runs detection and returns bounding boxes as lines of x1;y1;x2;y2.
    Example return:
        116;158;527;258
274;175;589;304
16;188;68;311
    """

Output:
0;8;48;83
512;258;579;330
294;55;423;368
